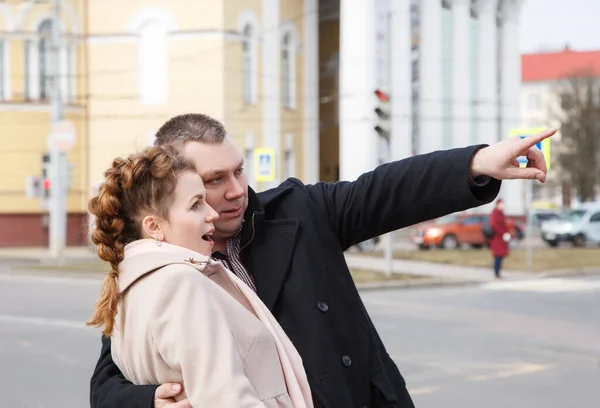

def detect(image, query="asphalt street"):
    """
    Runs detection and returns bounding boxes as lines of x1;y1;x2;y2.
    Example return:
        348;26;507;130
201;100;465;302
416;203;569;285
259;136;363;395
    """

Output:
0;271;598;408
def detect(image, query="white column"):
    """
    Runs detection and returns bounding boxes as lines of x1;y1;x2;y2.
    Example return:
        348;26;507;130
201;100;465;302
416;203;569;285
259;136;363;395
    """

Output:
303;0;319;183
262;0;281;189
451;0;472;148
28;41;40;100
475;0;499;146
1;41;11;100
339;0;377;181
500;0;525;215
60;45;69;103
418;0;444;154
389;0;412;160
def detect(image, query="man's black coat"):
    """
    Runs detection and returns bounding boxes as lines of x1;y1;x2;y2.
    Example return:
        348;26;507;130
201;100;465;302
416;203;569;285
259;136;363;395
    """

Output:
90;146;500;408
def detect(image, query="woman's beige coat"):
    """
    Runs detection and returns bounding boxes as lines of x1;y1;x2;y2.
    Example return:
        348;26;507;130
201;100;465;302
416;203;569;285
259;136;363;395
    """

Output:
111;239;313;408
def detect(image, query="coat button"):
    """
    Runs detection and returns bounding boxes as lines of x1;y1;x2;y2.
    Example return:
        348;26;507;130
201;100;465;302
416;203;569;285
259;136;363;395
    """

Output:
317;301;329;312
341;355;352;367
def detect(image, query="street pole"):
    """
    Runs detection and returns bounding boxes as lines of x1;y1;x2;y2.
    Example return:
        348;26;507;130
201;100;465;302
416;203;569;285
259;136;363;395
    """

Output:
384;233;393;277
526;180;534;272
48;0;66;260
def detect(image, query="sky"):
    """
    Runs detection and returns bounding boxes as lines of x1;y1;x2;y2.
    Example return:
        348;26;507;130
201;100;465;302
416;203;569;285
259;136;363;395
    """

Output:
520;0;600;53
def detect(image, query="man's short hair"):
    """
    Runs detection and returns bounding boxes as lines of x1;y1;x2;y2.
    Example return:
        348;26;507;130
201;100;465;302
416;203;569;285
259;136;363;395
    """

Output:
154;113;227;147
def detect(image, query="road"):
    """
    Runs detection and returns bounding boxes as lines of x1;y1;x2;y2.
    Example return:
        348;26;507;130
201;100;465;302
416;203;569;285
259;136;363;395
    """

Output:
0;271;598;408
362;277;600;408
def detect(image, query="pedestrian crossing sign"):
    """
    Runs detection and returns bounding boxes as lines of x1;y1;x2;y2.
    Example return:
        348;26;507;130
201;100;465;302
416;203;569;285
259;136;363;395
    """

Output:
509;128;551;170
254;147;276;182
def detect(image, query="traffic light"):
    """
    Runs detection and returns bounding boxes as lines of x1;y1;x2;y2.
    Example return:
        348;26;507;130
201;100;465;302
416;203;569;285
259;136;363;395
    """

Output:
41;153;51;209
374;88;391;139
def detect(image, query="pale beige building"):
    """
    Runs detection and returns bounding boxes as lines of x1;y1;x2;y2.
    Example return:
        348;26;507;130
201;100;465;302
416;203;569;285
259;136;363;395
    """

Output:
0;0;319;246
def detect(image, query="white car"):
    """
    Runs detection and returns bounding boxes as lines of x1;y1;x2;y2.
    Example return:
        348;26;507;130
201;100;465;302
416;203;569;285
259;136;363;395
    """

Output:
540;205;600;247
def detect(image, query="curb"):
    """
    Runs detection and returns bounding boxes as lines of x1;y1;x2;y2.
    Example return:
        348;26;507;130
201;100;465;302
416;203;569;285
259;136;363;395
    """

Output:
356;278;483;291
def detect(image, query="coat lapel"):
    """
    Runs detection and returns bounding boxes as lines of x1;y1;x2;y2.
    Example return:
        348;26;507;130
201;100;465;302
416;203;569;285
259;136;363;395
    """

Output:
243;218;299;312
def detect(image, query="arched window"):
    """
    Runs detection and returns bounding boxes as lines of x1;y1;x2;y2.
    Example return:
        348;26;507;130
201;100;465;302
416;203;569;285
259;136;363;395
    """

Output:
138;20;168;104
281;26;297;109
25;18;76;102
238;11;258;105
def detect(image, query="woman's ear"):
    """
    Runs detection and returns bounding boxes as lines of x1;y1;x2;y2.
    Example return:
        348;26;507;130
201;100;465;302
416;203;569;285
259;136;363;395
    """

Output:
141;215;163;240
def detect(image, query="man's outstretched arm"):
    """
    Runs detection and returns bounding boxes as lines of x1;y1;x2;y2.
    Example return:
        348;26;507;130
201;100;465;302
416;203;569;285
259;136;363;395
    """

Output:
302;129;555;250
304;145;501;250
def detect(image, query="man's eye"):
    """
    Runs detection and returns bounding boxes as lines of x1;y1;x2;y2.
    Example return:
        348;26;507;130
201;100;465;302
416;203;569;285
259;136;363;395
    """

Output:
236;167;244;174
209;178;221;185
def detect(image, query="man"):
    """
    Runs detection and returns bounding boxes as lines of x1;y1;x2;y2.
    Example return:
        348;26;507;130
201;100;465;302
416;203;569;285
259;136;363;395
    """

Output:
90;113;555;408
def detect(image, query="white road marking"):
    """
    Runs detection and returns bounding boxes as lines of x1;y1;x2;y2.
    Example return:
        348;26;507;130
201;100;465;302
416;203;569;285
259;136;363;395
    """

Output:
467;363;551;381
0;273;103;286
0;313;94;331
408;386;440;396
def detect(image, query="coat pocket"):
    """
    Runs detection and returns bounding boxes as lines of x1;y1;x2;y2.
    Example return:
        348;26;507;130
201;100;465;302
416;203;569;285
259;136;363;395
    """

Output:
369;365;399;406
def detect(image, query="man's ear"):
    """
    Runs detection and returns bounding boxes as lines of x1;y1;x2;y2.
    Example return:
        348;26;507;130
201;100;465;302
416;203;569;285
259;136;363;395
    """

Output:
141;215;163;240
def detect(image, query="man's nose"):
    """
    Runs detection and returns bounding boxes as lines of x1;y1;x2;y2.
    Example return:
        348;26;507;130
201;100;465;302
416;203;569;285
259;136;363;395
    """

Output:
226;178;245;200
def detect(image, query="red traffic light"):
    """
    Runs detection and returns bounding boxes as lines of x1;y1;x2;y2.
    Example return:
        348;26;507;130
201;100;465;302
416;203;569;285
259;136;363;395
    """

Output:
42;179;51;190
374;89;390;102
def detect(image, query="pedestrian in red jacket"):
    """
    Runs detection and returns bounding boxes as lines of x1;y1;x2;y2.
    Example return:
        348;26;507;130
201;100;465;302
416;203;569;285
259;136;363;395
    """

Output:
489;199;510;278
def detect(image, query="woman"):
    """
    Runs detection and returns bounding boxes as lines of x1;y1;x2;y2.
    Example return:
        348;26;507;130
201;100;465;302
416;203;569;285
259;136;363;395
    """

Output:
87;145;313;407
489;199;510;279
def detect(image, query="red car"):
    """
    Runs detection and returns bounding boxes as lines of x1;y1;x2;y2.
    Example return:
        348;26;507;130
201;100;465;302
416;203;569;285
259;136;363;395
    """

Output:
410;213;523;250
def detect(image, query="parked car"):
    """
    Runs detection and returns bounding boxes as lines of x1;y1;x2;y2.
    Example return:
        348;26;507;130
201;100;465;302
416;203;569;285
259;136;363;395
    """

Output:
410;213;523;250
540;205;600;247
354;236;380;252
530;209;561;228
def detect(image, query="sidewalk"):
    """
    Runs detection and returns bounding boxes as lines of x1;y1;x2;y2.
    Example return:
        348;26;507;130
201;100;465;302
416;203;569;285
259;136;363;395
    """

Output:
344;253;600;284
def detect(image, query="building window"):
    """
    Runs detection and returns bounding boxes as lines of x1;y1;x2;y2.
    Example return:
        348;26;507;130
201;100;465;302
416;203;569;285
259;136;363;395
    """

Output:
242;24;254;104
322;52;339;125
138;20;168;104
283;133;295;179
38;19;52;100
281;28;297;109
24;19;75;102
238;11;259;105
